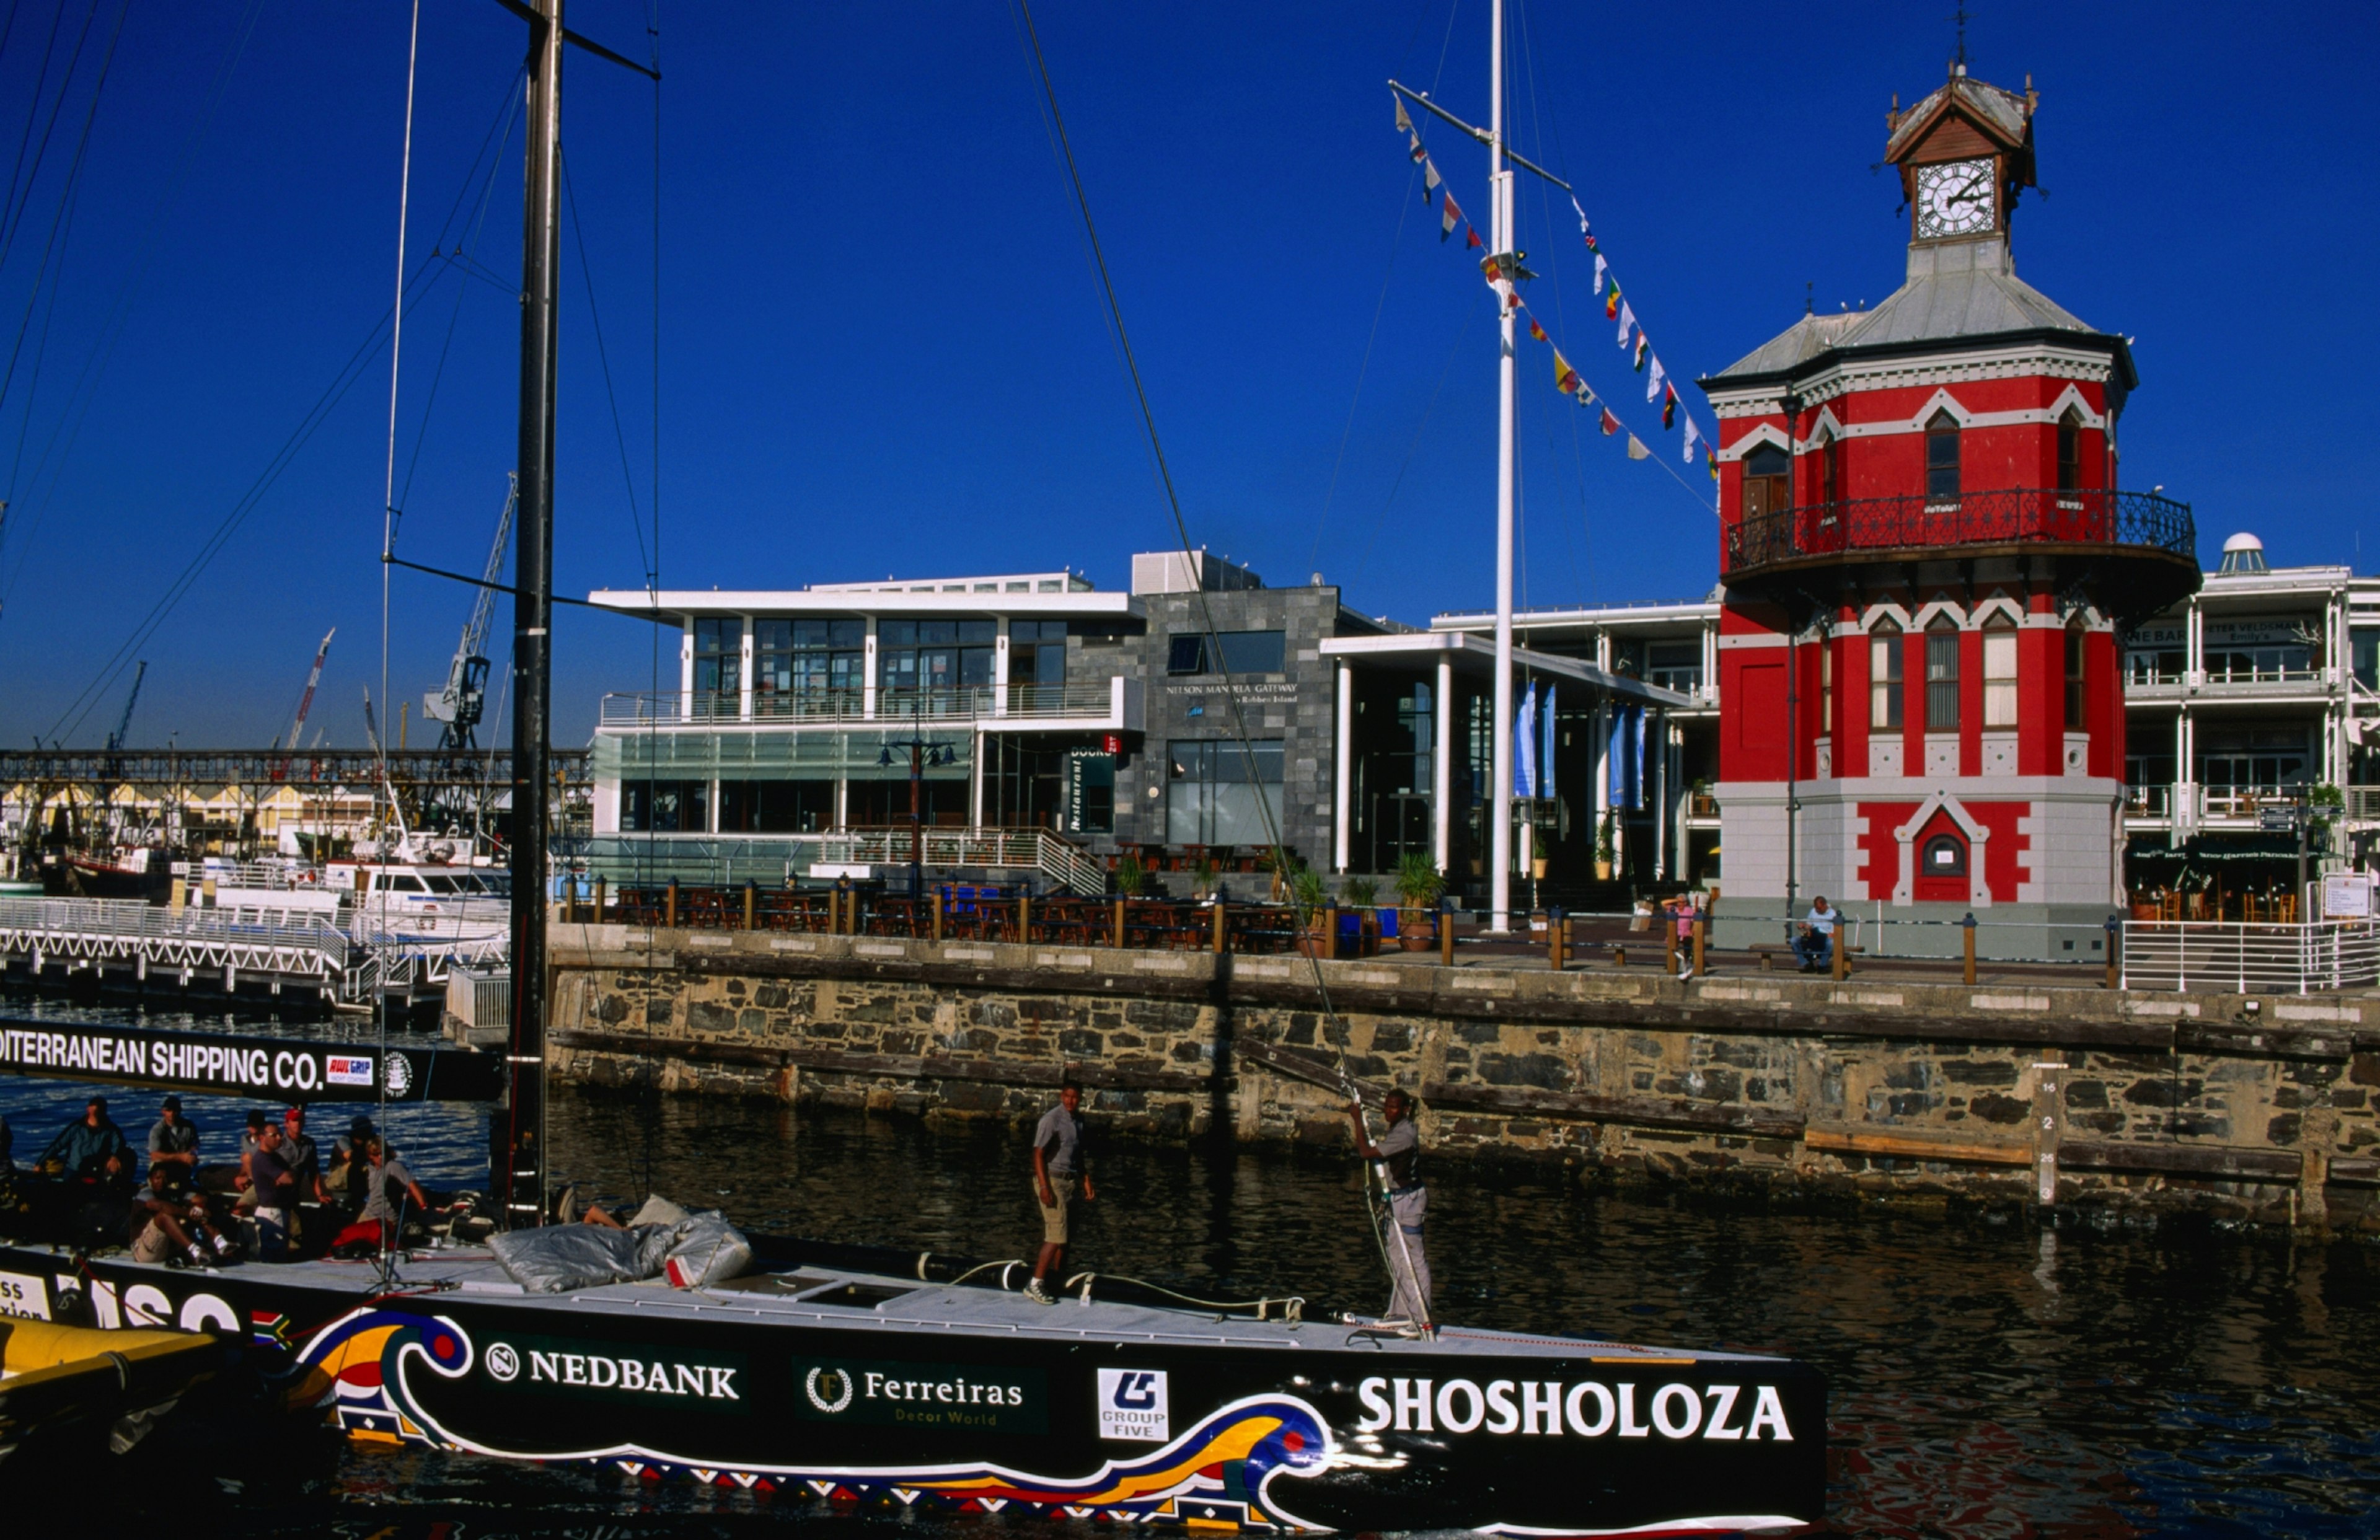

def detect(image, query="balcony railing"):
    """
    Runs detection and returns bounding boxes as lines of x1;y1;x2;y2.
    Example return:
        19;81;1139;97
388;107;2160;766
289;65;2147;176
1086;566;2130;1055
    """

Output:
1726;487;2195;574
598;679;1129;728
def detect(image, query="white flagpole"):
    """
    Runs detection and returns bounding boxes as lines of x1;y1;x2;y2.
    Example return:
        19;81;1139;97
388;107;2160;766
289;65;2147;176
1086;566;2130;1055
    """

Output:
1489;0;1516;935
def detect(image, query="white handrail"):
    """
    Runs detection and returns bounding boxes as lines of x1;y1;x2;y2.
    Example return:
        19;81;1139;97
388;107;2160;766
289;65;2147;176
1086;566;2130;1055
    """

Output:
2120;919;2379;994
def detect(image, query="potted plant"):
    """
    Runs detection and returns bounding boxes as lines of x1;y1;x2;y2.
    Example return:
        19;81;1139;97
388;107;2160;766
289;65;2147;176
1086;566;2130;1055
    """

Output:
1341;875;1380;956
1593;811;1617;881
1189;853;1219;900
1115;852;1148;899
1393;851;1444;951
1285;861;1330;957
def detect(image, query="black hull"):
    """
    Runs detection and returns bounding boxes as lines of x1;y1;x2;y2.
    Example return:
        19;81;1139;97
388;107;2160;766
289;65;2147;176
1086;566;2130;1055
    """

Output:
0;1244;1825;1534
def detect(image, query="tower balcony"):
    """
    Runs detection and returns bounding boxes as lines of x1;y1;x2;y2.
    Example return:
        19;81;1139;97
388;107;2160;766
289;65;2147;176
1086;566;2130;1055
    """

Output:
1724;486;2199;616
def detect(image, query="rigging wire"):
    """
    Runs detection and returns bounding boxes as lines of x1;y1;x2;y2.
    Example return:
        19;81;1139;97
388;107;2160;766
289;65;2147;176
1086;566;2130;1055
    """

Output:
1;1;294;597
0;0;98;273
379;0;422;866
558;144;650;581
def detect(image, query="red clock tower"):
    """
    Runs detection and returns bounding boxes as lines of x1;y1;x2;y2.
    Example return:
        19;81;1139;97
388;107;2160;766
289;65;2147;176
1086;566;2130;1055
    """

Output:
1698;64;2199;956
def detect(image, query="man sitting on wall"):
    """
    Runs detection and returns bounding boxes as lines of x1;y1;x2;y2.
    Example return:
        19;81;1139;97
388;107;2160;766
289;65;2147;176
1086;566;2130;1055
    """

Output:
1792;895;1840;972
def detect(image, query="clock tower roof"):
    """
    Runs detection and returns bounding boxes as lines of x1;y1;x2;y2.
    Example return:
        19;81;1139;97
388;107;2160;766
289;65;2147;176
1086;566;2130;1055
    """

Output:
1885;68;2035;170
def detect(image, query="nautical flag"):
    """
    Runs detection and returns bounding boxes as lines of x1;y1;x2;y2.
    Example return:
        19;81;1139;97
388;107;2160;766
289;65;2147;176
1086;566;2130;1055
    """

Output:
1527;314;1548;343
1395;95;1413;133
1605;282;1621;321
1592;253;1608;297
1616;300;1636;346
1466;225;1484;249
1633;330;1651;371
1627;434;1649;460
1646;355;1667;402
1683;414;1703;462
1441;191;1463;241
1600;407;1620;436
1706;446;1721;481
1554;349;1582;395
1570;195;1595;247
1409;132;1427;165
1423;157;1442;203
1663;382;1678;429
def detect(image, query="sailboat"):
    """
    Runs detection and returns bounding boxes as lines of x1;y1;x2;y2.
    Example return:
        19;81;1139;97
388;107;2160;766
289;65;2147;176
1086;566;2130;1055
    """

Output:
0;5;1824;1529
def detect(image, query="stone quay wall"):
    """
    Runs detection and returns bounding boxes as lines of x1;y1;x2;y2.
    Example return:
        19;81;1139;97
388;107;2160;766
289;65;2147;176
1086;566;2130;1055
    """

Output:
544;923;2380;1233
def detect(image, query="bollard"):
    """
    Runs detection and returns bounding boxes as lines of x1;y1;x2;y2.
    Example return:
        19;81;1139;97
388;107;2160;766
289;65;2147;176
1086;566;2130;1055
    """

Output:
665;878;679;931
1114;897;1127;949
744;880;758;931
1323;904;1339;962
1961;912;1977;986
932;889;945;944
2105;912;2122;990
1212;901;1228;954
1439;899;1456;967
1691;916;1707;979
1018;892;1031;943
1548;907;1567;971
1663;918;1678;976
1831;917;1849;981
593;876;606;922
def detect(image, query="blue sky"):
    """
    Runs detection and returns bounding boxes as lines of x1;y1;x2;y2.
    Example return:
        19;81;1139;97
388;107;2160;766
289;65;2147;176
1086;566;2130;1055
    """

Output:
0;1;2371;747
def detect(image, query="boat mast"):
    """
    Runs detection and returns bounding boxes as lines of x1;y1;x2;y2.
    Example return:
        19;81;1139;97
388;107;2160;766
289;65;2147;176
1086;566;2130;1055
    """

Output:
504;0;563;1230
1488;0;1515;934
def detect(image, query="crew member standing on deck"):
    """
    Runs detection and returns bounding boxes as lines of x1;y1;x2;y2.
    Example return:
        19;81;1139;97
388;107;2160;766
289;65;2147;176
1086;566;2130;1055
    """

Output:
1348;1089;1431;1329
1026;1081;1095;1306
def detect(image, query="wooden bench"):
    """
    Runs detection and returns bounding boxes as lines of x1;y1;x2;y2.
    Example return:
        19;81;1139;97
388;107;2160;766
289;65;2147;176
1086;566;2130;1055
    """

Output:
1749;941;1864;975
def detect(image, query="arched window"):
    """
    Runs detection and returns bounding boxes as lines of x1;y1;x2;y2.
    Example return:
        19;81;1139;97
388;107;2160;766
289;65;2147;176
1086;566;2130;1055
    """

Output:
1982;617;2019;728
1924;615;1960;730
1820;631;1835;736
1815;429;1840;507
2056;407;2084;491
1925;409;1962;501
1742;442;1790;519
1922;832;1968;878
1870;620;1903;729
2065;620;2089;729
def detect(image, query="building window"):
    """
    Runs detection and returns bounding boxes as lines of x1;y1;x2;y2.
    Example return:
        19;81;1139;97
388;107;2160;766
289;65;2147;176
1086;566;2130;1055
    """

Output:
1924;410;1961;502
2066;623;2089;729
1815;430;1840;507
1819;635;1834;737
2355;630;2378;691
1166;629;1285;677
692;618;741;716
2056;408;2083;491
1921;832;1968;878
1647;639;1703;694
879;619;995;708
1009;619;1069;709
716;779;834;833
1982;619;2018;728
1871;621;1904;729
620;779;710;833
1924;617;1960;731
1165;739;1284;845
1742;443;1789;519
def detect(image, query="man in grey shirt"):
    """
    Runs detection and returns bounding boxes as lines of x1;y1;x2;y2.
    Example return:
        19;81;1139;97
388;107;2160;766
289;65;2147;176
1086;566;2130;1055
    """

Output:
1348;1089;1431;1331
147;1095;199;1180
1026;1081;1095;1305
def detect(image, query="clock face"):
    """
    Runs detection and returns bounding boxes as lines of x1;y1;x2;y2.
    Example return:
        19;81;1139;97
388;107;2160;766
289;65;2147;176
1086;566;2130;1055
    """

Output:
1914;157;1996;239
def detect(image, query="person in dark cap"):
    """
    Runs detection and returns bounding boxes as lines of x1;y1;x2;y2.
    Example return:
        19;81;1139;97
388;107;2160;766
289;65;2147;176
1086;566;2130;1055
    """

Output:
39;1096;131;1189
326;1114;377;1212
148;1095;200;1179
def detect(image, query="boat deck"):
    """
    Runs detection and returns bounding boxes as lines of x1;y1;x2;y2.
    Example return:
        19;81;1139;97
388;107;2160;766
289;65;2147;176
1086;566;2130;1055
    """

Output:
94;1244;1783;1366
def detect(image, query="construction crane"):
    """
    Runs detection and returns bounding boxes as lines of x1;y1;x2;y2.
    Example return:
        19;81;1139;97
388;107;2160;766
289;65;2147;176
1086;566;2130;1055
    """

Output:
271;628;335;780
104;661;148;752
423;475;517;751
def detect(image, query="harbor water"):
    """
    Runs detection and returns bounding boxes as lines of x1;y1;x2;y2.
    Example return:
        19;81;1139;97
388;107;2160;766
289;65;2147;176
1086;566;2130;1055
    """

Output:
1;992;2374;1538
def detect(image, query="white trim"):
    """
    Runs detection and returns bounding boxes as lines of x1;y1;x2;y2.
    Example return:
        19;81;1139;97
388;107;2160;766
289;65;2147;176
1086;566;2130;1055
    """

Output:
1892;792;1993;908
1860;602;1915;633
1910;597;1968;631
1706;341;2123;417
1970;594;2025;630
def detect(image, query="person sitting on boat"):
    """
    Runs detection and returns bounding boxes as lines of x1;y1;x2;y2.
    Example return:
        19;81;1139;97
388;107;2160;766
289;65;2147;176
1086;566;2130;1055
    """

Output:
245;1119;301;1260
326;1115;377;1212
1792;897;1838;972
38;1096;132;1189
1026;1081;1095;1306
330;1137;436;1252
1347;1089;1432;1330
147;1095;200;1180
130;1163;233;1267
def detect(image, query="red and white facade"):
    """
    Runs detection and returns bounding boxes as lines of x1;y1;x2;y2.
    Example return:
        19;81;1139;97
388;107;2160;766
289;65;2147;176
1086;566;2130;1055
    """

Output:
1698;68;2198;949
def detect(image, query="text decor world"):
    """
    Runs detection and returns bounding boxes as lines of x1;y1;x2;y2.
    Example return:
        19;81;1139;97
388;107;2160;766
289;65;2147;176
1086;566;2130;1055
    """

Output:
1355;1375;1796;1442
791;1356;1046;1434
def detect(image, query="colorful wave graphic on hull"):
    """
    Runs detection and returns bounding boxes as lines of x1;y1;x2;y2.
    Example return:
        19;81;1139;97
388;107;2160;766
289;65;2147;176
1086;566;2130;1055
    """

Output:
292;1308;1336;1529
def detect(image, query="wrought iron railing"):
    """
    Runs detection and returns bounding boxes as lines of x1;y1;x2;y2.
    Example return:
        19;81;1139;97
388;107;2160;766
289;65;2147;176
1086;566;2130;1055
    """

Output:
1726;487;2195;573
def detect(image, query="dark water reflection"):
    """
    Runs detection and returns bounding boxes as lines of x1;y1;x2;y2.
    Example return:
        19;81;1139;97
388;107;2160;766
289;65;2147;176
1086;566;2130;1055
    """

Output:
3;991;2376;1537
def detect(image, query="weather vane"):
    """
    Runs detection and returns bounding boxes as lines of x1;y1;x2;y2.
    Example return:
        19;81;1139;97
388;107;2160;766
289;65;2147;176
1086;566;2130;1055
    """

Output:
1950;2;1972;68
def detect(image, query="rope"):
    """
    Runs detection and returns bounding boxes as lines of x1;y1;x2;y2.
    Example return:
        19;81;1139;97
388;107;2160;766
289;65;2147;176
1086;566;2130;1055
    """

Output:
1060;1271;1305;1323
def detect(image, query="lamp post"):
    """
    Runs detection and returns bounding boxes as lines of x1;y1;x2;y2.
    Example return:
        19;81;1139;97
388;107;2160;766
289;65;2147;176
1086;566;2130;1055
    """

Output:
880;685;960;902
